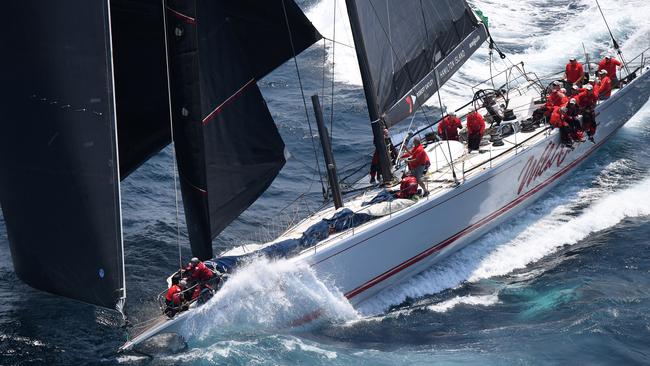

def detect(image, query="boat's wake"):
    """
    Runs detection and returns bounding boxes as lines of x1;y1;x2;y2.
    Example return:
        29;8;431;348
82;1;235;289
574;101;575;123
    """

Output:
358;158;650;317
178;257;358;343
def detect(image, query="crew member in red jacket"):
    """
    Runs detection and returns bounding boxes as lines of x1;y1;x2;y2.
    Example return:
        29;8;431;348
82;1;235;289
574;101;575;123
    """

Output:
596;69;612;100
402;136;430;196
396;173;419;199
598;54;622;86
466;110;486;151
546;89;569;109
550;107;572;146
437;112;463;140
185;257;216;302
164;279;186;316
564;57;584;85
576;84;598;142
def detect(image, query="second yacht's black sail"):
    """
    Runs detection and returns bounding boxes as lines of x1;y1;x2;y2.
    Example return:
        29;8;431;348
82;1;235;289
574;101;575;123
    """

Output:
164;0;321;259
0;0;125;310
346;0;488;127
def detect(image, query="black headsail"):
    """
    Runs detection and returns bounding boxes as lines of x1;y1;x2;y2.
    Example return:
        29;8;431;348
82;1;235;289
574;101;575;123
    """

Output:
163;0;321;259
346;0;488;127
0;0;126;310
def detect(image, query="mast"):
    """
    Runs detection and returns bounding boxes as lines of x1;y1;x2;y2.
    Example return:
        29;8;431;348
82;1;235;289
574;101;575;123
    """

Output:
345;0;393;184
311;95;343;209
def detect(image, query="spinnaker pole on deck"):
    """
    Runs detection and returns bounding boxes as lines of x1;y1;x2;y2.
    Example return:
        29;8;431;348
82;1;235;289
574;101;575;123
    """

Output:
345;0;393;184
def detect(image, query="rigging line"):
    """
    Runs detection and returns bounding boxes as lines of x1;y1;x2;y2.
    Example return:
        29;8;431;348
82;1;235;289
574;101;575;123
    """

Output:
161;0;183;271
321;38;327;110
321;36;354;49
434;70;458;184
594;0;630;75
280;0;327;198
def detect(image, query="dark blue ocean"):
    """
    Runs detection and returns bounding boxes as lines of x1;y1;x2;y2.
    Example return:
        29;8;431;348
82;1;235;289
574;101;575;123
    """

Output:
2;0;650;364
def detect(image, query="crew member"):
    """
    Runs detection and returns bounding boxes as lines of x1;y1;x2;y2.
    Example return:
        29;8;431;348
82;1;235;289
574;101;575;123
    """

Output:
564;57;585;85
566;99;584;141
598;54;622;87
187;257;214;284
576;84;598;142
550;106;572;146
437;112;463;141
546;88;569;109
401;136;430;196
396;173;419;199
596;69;612;100
466;110;486;151
164;279;185;317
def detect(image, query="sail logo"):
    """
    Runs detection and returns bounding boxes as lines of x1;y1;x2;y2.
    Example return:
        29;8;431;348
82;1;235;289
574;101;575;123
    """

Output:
517;141;571;195
469;35;482;49
439;50;466;80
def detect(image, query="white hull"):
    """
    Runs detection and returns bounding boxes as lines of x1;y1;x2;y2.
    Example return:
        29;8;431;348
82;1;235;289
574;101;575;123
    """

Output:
120;66;650;352
304;68;650;306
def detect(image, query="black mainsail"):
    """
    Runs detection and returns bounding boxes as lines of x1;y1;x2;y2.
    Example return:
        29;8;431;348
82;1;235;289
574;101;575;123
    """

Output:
163;0;321;259
346;0;488;127
0;0;126;310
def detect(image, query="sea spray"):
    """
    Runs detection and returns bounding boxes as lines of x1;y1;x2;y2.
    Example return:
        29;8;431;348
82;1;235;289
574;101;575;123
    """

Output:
358;169;650;315
180;257;358;342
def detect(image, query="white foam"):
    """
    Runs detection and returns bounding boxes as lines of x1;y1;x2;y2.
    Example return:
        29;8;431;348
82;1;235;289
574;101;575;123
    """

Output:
427;294;500;313
180;257;358;341
281;338;338;359
359;172;650;315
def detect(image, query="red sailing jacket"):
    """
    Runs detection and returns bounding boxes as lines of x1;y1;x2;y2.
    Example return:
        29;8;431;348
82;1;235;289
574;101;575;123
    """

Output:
546;91;569;109
598;58;621;78
466;112;486;136
403;144;430;170
190;262;214;282
437;116;462;140
396;175;419;199
550;107;569;128
596;76;612;98
565;62;584;83
165;284;182;305
576;91;598;110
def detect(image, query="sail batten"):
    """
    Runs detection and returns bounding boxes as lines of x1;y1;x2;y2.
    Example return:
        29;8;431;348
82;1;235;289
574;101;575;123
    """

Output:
346;0;487;127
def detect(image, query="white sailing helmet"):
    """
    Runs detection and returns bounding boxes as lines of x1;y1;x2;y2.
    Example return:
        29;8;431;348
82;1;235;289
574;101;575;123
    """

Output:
179;279;188;288
570;98;577;104
584;84;593;91
599;69;608;75
190;257;200;267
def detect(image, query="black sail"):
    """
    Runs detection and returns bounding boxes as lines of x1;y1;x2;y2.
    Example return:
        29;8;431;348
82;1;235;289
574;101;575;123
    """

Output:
346;0;488;126
111;0;172;179
164;0;321;259
0;1;125;309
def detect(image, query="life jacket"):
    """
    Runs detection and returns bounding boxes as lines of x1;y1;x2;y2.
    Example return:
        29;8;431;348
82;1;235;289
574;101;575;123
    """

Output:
396;175;419;199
